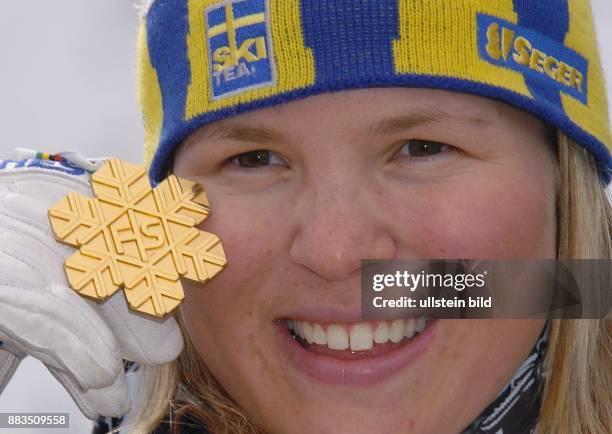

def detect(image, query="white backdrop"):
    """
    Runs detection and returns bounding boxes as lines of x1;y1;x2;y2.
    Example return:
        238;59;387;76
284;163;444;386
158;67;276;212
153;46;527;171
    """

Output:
0;2;611;433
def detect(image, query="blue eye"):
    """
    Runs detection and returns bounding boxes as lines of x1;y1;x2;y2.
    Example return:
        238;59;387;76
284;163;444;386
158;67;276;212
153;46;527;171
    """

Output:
229;150;286;168
399;140;449;158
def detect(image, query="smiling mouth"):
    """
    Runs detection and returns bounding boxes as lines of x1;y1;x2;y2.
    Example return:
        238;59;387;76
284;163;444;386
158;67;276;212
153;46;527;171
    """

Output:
276;314;437;385
282;316;434;360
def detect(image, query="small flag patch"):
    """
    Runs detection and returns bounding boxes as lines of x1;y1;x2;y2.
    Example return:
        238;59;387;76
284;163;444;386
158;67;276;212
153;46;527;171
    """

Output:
205;0;276;100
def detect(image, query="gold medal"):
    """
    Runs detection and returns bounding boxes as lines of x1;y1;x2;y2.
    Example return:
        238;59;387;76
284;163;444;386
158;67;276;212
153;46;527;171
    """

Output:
48;158;226;318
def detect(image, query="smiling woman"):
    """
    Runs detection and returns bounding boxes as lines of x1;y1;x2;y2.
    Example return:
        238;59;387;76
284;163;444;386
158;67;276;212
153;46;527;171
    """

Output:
117;0;612;433
156;88;551;433
122;94;612;432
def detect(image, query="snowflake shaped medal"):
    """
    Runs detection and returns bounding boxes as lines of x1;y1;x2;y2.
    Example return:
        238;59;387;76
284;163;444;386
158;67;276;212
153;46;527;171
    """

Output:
48;158;227;318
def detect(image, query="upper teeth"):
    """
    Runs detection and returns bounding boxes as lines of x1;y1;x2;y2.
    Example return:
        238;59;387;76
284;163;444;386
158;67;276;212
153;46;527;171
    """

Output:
287;317;429;351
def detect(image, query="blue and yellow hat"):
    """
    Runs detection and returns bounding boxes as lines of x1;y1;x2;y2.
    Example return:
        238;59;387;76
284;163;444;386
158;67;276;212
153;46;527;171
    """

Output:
139;0;612;185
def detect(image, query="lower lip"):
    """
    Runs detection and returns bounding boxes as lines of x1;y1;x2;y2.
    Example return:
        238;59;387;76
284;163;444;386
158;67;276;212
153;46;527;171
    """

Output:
276;320;437;386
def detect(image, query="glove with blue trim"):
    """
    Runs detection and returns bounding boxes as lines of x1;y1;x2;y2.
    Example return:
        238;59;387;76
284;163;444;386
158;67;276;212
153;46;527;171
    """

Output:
0;153;184;419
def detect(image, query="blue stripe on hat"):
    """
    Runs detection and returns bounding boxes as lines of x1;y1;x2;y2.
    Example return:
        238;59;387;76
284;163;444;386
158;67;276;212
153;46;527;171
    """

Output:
300;0;399;85
147;0;191;155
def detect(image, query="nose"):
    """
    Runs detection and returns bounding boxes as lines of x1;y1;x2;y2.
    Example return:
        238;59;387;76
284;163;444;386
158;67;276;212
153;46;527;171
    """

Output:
288;181;397;282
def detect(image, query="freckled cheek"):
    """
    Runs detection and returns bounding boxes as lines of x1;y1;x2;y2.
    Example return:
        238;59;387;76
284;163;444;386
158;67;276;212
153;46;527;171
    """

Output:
395;186;555;258
180;201;284;403
185;200;284;319
180;204;276;374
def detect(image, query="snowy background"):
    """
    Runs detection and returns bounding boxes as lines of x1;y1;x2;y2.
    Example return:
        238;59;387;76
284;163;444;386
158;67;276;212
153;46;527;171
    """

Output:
0;1;611;433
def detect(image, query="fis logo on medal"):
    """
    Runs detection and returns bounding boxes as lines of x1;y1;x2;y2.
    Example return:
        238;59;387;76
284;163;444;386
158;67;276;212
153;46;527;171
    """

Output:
206;0;276;99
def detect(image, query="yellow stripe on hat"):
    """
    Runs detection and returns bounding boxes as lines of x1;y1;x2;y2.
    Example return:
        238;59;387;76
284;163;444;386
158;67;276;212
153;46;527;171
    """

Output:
392;0;531;99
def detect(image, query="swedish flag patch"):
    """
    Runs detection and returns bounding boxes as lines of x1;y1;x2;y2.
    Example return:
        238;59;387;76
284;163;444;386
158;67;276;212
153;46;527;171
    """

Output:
205;0;276;100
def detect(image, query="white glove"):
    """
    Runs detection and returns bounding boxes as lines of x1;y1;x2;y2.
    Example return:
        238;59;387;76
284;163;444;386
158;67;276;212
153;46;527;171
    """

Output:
0;158;184;419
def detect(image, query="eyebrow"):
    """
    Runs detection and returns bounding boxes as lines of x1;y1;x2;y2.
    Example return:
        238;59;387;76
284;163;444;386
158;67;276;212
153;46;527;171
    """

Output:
183;106;494;153
190;123;286;146
369;108;492;136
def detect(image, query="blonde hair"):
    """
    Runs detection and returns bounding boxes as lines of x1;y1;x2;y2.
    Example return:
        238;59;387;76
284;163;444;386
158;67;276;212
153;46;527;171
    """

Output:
123;132;612;434
538;133;612;434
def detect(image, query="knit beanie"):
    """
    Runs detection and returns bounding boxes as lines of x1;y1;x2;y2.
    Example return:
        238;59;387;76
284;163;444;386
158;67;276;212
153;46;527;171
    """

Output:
138;0;612;185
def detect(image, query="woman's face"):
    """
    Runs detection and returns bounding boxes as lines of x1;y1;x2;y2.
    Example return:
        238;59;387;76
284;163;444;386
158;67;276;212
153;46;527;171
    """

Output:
173;88;555;434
